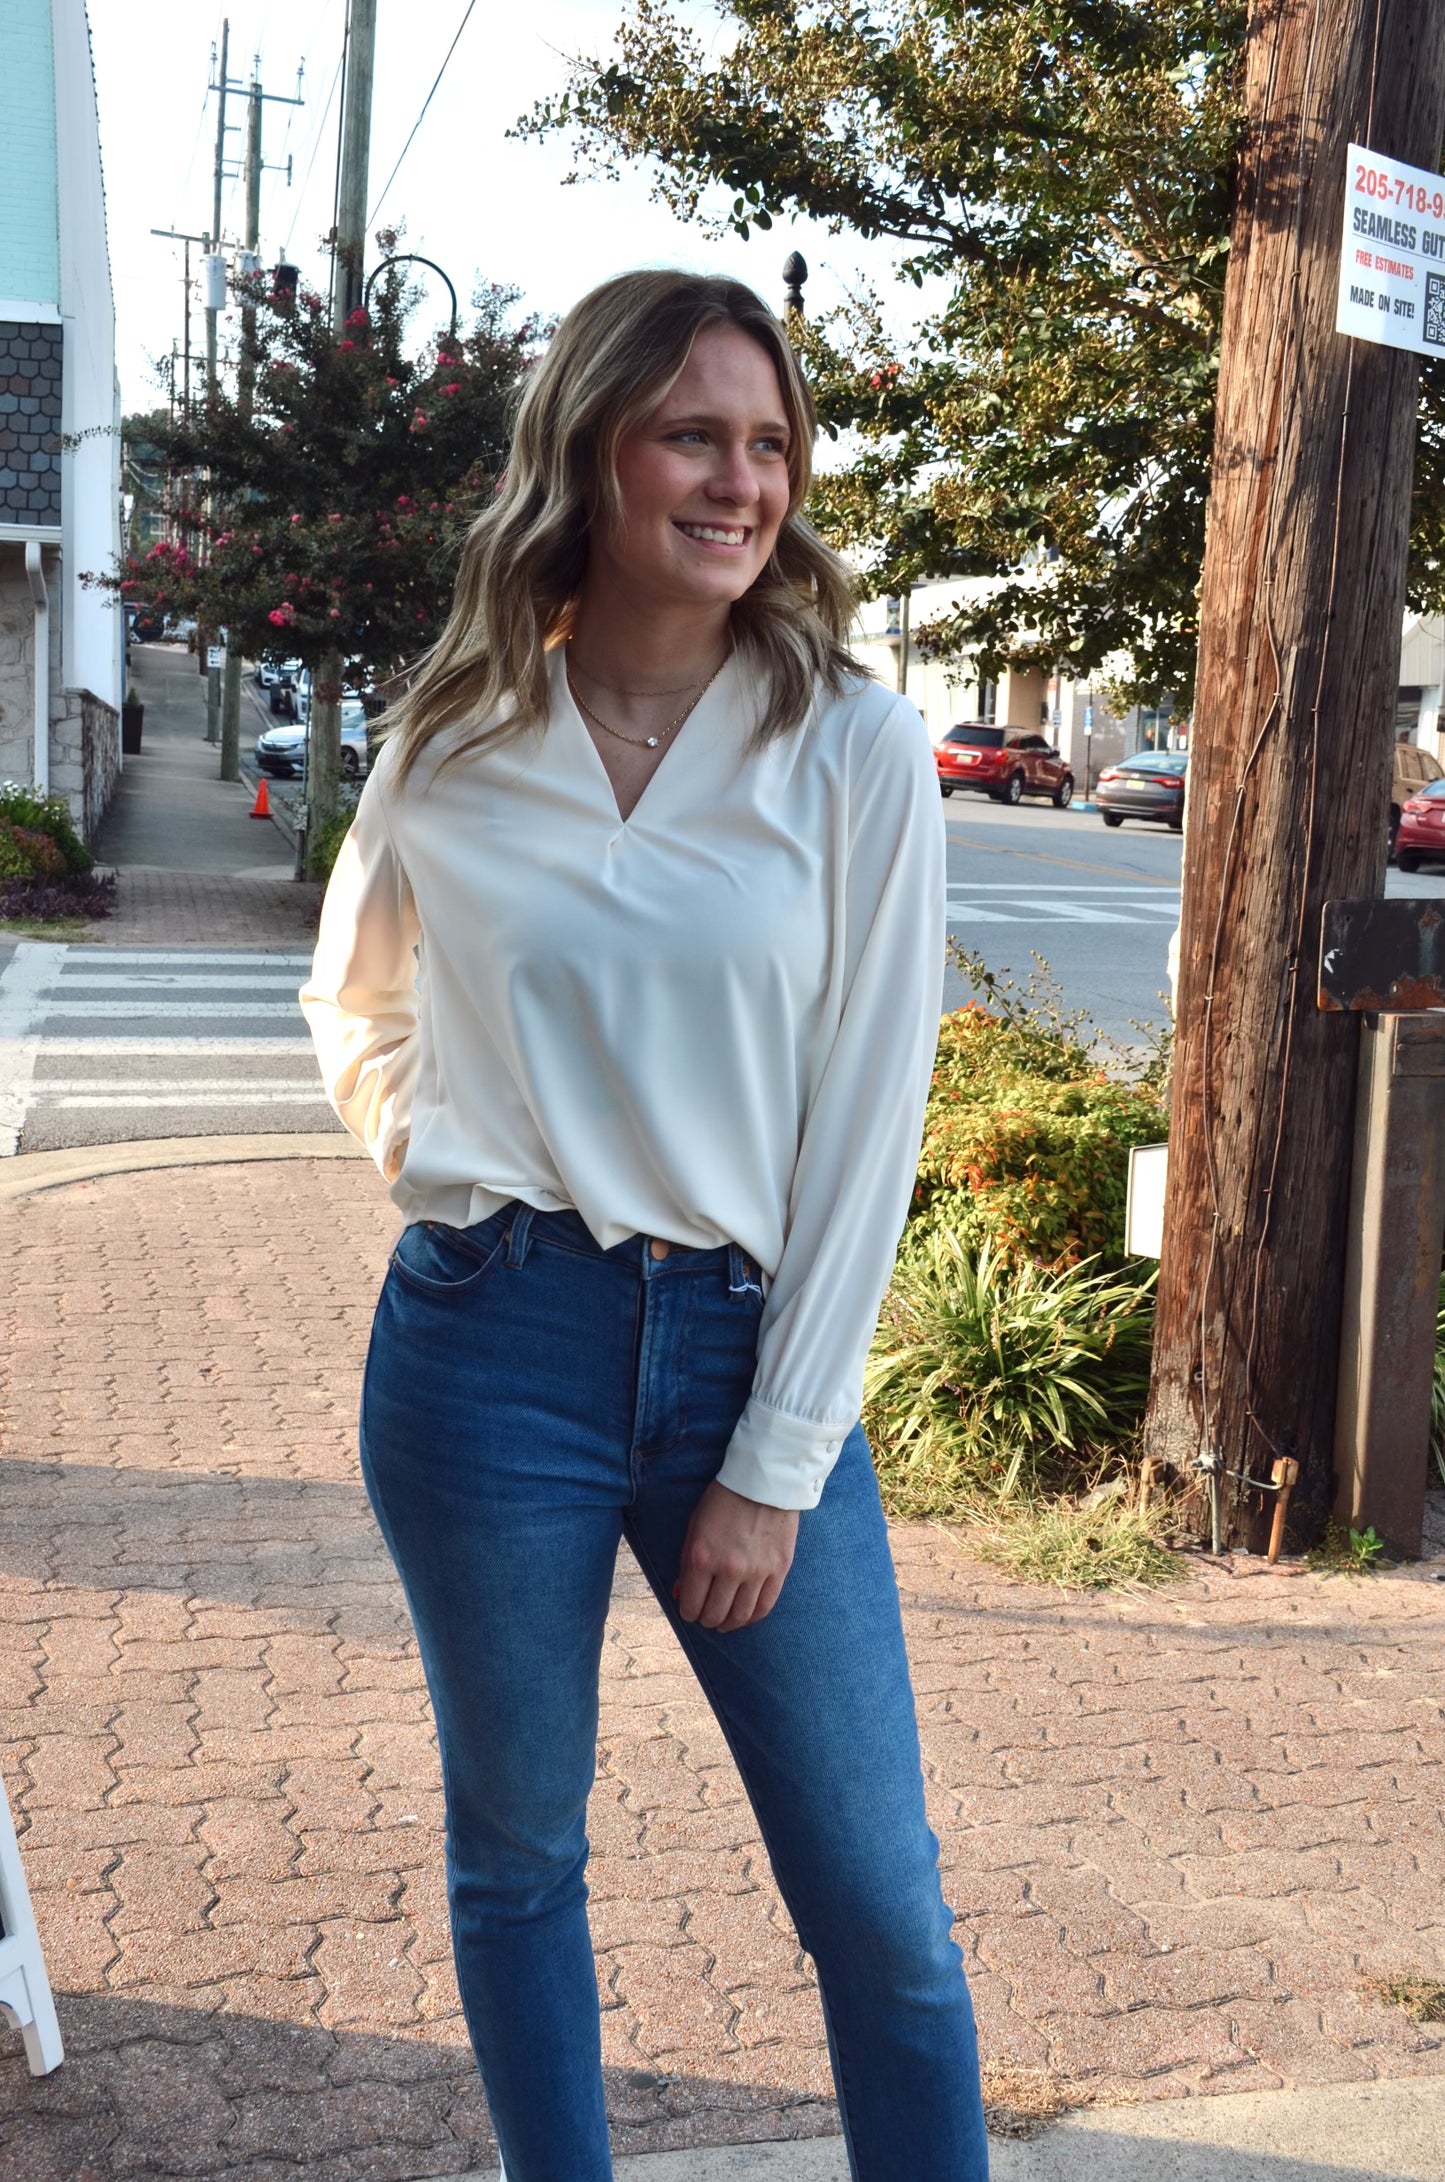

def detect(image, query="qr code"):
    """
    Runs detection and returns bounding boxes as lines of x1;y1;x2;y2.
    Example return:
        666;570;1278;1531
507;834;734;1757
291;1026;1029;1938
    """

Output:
1425;272;1445;348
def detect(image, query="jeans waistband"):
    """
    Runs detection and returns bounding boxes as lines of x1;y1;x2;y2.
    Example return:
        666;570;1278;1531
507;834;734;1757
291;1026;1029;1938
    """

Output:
495;1202;762;1297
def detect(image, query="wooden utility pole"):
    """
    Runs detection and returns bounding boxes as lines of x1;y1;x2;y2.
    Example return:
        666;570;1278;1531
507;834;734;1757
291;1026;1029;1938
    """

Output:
1144;0;1445;1548
306;0;376;872
218;79;265;786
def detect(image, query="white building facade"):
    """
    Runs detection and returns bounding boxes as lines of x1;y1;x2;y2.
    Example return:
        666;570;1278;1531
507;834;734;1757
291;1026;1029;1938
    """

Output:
0;0;121;842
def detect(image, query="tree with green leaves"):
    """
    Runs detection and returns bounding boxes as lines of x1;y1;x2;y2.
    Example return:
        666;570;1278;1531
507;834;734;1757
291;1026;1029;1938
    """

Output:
117;258;540;864
524;0;1445;706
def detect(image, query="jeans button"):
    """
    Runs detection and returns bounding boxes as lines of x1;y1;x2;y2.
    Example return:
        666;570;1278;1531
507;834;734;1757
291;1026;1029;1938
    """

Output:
649;1238;671;1260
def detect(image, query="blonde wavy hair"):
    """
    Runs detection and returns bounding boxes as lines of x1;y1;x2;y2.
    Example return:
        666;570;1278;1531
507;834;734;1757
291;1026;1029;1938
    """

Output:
388;269;864;785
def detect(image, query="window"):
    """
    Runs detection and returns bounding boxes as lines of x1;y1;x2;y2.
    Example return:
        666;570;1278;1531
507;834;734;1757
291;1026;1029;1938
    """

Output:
944;725;1005;748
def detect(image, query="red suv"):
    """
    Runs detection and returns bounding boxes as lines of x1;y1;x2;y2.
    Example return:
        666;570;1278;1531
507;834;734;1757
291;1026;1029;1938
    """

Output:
934;724;1075;807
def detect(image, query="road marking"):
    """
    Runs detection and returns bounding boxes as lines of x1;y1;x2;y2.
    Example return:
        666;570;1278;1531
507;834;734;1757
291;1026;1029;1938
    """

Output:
36;1078;323;1093
941;824;1182;884
37;1001;301;1018
0;944;69;1156
44;1090;331;1110
34;1037;316;1054
63;951;314;967
54;972;304;990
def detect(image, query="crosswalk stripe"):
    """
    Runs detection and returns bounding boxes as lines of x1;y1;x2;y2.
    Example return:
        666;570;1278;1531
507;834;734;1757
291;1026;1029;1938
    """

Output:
36;1079;322;1093
37;1001;301;1019
55;973;303;990
44;1091;332;1110
33;1037;316;1054
62;951;314;967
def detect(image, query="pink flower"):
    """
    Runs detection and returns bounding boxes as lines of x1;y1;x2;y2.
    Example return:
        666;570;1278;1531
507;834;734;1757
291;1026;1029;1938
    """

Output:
290;514;302;524
268;607;292;627
338;340;356;354
329;607;341;619
346;307;369;328
440;383;460;395
327;513;342;523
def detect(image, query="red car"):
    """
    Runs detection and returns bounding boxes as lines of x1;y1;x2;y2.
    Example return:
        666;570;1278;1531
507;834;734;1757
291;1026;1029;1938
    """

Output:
1395;776;1445;870
934;724;1075;807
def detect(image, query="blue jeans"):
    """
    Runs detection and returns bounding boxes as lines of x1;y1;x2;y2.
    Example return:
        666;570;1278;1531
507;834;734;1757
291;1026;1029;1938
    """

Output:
360;1204;988;2182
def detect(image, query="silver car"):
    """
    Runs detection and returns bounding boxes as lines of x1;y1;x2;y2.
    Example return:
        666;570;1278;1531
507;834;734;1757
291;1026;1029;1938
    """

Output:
254;702;369;780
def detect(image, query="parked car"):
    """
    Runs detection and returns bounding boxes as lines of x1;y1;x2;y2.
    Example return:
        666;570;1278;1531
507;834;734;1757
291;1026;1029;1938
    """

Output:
933;724;1075;807
1095;749;1188;829
254;700;369;781
1391;739;1445;856
1395;775;1445;870
129;610;166;642
256;656;302;692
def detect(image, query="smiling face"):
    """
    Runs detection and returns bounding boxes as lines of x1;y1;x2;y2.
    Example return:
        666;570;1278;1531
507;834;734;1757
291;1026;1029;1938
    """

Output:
589;322;795;619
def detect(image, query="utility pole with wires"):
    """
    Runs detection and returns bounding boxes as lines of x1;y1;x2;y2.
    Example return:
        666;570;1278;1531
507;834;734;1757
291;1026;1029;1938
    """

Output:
1142;0;1445;1550
301;0;377;875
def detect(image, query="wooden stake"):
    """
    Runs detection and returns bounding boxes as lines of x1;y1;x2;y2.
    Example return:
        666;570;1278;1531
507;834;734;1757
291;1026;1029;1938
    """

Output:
1268;1457;1300;1564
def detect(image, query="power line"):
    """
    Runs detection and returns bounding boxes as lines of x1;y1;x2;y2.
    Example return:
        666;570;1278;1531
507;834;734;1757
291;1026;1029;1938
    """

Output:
284;40;345;254
366;0;477;226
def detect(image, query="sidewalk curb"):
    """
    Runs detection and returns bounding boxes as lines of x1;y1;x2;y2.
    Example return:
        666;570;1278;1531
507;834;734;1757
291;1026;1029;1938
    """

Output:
0;1132;364;1205
464;2076;1445;2180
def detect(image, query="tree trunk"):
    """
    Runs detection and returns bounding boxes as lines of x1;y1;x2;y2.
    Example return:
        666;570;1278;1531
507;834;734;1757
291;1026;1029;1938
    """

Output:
1143;0;1445;1549
307;648;344;878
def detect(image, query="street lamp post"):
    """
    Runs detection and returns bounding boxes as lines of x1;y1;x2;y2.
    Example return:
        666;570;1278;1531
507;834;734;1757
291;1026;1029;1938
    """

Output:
362;255;459;342
783;252;808;320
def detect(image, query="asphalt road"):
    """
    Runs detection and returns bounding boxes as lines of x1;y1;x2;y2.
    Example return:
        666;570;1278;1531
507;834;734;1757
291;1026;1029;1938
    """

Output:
943;790;1445;1043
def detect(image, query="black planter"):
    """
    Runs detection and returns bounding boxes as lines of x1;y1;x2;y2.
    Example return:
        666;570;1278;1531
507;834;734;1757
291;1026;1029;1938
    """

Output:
121;703;144;754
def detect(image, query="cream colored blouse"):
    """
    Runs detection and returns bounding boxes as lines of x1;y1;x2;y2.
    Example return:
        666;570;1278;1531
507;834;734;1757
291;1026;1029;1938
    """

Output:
300;647;944;1511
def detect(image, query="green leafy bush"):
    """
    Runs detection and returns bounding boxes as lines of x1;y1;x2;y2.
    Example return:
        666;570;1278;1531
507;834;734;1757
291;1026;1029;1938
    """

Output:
0;783;92;876
308;787;360;886
0;823;67;881
908;953;1168;1270
865;1228;1156;1514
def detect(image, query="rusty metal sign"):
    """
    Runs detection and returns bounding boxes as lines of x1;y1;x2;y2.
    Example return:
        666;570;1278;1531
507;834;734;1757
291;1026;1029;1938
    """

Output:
1319;898;1445;1012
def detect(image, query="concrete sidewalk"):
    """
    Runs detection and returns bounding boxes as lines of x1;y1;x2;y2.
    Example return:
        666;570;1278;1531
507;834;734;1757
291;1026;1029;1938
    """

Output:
90;643;321;950
0;1144;1441;2179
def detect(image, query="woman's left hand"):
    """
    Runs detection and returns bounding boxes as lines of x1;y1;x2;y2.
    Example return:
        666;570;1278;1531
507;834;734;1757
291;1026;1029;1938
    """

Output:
674;1481;799;1633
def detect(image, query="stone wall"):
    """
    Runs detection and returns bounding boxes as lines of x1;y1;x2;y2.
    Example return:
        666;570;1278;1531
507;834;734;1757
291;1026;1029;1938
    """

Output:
50;683;117;842
0;544;118;842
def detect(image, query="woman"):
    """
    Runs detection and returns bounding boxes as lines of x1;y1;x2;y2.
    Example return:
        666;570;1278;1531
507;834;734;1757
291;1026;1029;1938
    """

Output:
301;269;988;2182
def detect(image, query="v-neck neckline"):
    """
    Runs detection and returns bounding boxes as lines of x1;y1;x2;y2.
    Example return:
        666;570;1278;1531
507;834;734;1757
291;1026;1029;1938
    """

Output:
551;645;740;830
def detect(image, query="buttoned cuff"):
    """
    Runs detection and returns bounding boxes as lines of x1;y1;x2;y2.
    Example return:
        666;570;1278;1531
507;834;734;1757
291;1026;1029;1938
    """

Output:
716;1397;850;1511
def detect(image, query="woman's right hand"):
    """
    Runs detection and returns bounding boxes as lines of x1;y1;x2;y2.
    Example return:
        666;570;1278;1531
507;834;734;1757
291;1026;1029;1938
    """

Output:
673;1480;799;1634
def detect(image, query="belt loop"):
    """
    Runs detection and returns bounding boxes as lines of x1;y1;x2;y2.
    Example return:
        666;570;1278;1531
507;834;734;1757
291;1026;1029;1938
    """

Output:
728;1243;760;1299
505;1204;536;1268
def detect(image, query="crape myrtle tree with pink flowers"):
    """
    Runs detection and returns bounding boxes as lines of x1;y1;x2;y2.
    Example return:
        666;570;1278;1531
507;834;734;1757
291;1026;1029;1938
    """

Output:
118;250;541;870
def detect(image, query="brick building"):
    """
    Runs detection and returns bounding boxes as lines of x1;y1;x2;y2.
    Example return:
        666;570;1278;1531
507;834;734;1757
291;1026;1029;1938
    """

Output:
0;0;121;843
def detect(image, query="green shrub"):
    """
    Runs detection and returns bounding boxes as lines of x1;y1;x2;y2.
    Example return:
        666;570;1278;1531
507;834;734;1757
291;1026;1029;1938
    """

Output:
308;787;360;885
0;821;68;880
908;953;1169;1270
0;783;92;875
865;1227;1157;1513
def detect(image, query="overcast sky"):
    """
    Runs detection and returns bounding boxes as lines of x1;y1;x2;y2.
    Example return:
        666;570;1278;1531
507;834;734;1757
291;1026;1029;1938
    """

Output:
87;0;915;413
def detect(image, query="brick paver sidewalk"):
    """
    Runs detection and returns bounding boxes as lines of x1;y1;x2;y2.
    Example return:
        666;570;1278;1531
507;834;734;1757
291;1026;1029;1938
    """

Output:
1;1158;1442;2181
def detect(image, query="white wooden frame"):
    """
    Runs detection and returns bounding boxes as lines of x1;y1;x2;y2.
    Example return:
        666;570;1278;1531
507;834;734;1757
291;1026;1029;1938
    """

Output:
0;1766;63;2074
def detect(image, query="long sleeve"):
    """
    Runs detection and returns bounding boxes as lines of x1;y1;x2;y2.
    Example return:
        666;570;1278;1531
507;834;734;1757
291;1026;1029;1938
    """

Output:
299;754;422;1183
715;702;945;1511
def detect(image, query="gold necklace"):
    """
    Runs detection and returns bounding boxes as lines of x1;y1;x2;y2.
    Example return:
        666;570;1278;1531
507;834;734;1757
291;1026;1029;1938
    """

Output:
567;656;728;751
568;661;709;700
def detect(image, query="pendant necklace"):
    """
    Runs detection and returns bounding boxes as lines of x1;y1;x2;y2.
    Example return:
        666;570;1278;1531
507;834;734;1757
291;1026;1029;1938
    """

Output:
567;653;728;751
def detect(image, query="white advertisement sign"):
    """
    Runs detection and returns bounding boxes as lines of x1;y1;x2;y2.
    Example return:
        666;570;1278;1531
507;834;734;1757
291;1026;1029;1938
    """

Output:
1336;141;1445;354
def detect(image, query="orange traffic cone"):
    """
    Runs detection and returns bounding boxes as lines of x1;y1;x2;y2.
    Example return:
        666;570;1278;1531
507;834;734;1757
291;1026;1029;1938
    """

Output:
250;777;271;819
